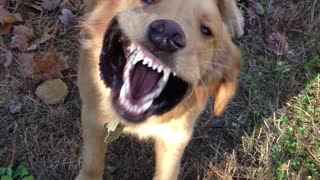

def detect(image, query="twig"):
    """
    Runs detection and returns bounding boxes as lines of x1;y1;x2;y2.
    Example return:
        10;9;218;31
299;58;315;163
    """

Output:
310;0;317;23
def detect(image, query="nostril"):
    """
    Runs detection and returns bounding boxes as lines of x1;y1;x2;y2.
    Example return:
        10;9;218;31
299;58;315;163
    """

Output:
172;33;186;48
150;22;165;34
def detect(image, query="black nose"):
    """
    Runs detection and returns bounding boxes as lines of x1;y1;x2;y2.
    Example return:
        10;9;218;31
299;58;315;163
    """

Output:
148;20;186;52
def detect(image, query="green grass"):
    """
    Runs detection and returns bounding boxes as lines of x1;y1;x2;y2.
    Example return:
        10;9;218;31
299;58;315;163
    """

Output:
272;74;320;179
0;164;34;180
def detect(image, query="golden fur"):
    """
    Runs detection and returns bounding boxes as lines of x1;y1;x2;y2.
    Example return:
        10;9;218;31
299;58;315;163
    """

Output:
77;0;243;179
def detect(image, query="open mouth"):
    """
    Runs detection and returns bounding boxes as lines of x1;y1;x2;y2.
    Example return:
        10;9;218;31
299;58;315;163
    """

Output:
99;18;191;123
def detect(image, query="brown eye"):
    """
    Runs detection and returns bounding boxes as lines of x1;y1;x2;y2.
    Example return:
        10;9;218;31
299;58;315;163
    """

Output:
201;25;212;37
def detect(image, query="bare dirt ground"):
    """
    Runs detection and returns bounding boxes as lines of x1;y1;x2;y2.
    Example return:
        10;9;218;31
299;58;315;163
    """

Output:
0;0;319;179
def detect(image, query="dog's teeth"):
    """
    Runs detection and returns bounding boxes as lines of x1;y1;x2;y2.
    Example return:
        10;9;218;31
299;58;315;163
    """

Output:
119;80;128;100
132;52;142;65
142;100;153;111
163;68;171;81
129;106;134;112
152;64;158;70
173;72;177;76
125;101;130;109
147;60;153;68
142;58;149;65
127;44;136;52
136;51;144;62
134;106;139;113
157;65;164;73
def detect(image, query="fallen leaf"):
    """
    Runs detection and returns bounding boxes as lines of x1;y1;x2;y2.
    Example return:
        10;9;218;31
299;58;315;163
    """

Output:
8;102;23;114
267;32;289;56
19;52;69;81
252;1;264;15
59;8;76;26
16;78;37;93
0;6;11;24
35;79;69;104
10;25;34;51
0;6;22;35
26;43;38;51
4;13;23;24
41;0;58;11
0;50;12;67
39;24;54;44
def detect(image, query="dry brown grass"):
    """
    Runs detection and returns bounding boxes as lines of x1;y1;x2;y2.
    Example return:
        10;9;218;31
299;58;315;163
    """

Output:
1;0;319;179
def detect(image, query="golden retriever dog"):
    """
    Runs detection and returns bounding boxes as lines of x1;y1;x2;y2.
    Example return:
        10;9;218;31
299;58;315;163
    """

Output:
76;0;244;179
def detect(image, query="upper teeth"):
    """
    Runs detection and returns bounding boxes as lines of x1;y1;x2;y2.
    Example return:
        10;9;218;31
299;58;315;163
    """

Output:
120;43;176;115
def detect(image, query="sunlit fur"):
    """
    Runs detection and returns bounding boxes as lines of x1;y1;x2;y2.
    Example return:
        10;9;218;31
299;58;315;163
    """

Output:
77;0;243;180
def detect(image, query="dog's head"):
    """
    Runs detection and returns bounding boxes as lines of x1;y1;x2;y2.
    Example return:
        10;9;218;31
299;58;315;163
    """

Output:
88;0;241;123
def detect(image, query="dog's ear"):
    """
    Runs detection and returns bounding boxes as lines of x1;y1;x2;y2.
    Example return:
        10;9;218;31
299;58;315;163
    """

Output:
213;42;241;116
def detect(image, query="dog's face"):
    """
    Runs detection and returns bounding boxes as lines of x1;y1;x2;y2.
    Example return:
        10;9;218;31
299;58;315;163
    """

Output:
98;0;234;123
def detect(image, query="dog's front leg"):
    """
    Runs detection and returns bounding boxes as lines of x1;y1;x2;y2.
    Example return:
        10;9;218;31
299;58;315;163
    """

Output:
153;137;190;180
218;0;244;38
76;106;107;180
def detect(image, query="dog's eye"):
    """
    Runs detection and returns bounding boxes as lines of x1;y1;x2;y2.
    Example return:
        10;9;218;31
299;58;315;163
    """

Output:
142;0;155;5
201;25;213;37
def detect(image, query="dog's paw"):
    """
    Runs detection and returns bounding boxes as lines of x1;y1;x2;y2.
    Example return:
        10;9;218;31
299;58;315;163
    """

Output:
224;14;245;38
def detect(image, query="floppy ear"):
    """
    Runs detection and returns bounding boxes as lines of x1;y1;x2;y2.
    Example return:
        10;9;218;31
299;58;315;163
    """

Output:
212;42;241;116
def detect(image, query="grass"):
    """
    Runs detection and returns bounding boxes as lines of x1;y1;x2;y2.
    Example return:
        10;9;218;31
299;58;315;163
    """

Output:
0;164;34;180
0;0;319;179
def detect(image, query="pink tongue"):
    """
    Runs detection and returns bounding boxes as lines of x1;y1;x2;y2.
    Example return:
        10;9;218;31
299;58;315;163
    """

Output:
130;63;161;101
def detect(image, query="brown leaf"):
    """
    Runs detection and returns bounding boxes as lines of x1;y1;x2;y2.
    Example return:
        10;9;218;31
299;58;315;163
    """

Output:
0;23;11;35
19;52;69;81
35;79;69;104
39;24;54;44
10;25;34;51
19;53;35;75
267;32;289;56
0;6;11;24
0;6;22;35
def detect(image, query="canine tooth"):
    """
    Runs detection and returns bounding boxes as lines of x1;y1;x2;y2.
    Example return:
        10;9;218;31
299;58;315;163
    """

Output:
138;107;144;114
132;54;142;65
173;72;177;76
163;68;171;81
142;100;153;111
147;61;153;68
124;62;133;79
119;81;128;101
136;51;144;61
127;44;135;51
